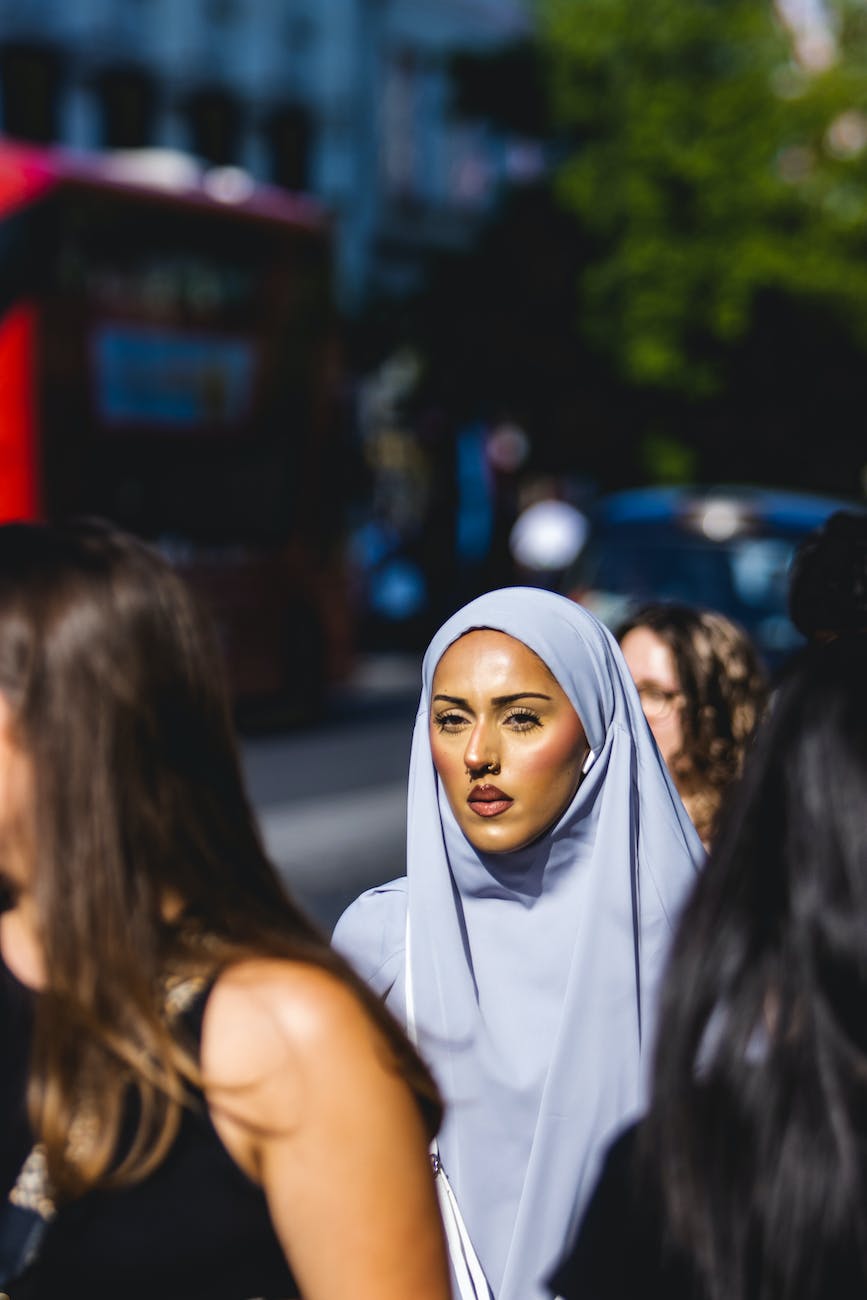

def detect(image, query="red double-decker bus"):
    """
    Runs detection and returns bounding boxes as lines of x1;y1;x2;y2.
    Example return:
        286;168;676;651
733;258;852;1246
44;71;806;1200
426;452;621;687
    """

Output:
0;141;352;721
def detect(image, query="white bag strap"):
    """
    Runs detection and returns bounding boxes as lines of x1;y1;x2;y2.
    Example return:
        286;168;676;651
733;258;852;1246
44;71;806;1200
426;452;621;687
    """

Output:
405;912;494;1300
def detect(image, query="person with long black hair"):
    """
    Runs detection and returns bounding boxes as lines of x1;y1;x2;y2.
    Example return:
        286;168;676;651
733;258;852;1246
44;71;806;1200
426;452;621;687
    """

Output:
551;635;867;1300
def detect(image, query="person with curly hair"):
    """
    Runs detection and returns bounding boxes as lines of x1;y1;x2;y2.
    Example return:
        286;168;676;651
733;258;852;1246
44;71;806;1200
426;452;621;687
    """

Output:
617;603;768;847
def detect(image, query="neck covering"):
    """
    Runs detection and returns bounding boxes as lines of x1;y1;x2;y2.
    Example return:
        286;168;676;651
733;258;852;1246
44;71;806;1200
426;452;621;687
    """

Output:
407;587;703;1300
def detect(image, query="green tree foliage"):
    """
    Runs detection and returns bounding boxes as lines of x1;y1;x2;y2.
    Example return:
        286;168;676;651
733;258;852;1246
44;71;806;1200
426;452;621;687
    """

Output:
538;0;867;393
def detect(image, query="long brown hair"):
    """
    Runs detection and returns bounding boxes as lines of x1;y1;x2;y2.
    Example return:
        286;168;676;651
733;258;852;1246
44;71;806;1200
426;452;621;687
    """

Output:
617;602;768;842
0;520;440;1199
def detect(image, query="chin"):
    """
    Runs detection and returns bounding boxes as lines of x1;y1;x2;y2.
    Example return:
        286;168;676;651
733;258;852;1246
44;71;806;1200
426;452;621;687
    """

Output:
463;828;510;854
465;828;530;856
462;815;557;857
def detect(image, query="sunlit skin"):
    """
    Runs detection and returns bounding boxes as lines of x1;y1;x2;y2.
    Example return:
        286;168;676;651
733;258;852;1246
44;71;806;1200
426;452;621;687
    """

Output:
430;629;590;855
619;626;685;769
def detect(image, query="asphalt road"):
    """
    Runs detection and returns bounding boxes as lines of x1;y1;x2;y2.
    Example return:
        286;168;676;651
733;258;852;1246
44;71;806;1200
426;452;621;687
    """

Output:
240;654;421;934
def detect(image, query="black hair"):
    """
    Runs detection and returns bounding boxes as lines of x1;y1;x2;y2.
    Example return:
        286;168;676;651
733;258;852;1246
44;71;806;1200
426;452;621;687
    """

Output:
788;510;867;641
643;637;867;1300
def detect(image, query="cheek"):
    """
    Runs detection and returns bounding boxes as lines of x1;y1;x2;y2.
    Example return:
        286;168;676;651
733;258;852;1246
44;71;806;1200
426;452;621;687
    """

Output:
429;732;462;786
652;714;683;761
520;723;586;794
0;757;28;828
0;762;34;886
514;732;586;844
531;734;582;772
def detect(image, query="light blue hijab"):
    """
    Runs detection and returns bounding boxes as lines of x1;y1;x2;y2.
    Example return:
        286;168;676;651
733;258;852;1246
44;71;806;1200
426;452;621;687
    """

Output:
335;588;703;1299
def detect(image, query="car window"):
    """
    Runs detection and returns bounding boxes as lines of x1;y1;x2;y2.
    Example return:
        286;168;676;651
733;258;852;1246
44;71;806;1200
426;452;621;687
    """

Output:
563;494;858;669
729;538;794;610
567;529;808;666
578;538;738;611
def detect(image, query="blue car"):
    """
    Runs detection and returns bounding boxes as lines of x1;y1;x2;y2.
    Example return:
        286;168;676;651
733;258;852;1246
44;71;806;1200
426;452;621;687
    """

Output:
562;485;864;671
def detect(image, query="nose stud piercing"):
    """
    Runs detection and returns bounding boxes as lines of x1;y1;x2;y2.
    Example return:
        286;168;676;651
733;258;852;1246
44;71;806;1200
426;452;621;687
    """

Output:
467;761;500;777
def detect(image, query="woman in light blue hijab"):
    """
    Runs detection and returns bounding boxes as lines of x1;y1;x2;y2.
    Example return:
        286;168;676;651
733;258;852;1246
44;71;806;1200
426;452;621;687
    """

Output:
333;588;703;1300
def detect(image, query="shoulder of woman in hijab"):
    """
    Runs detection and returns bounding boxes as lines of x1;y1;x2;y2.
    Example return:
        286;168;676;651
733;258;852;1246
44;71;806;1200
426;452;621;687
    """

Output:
332;877;407;995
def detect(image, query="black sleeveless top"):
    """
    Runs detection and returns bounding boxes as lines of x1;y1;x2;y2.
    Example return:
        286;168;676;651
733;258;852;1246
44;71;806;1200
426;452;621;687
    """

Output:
550;1119;867;1300
0;940;299;1300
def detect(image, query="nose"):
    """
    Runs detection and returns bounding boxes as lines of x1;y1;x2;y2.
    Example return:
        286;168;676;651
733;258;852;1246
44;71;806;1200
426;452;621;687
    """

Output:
463;719;500;778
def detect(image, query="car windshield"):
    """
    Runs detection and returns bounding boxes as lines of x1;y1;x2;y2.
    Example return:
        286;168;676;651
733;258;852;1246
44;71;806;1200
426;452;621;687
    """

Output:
571;527;805;662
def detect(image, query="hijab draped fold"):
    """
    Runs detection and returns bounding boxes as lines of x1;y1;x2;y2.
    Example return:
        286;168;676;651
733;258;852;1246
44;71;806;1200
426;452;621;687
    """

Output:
334;588;703;1300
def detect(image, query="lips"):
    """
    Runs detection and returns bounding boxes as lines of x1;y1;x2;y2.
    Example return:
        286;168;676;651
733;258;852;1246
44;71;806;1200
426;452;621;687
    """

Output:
467;783;513;818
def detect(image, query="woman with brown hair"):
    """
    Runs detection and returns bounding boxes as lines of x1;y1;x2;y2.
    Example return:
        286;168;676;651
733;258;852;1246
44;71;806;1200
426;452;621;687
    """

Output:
0;520;449;1300
617;603;768;847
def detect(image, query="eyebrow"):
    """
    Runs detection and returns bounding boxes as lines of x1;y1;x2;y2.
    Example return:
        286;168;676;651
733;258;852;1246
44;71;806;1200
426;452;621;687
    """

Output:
432;692;553;707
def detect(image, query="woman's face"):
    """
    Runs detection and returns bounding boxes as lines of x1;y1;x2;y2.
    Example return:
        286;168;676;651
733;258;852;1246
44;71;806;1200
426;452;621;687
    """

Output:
0;693;33;895
430;629;589;855
619;626;685;768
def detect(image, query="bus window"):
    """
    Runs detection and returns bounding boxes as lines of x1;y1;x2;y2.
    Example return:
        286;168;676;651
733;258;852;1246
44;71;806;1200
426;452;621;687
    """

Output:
0;142;350;718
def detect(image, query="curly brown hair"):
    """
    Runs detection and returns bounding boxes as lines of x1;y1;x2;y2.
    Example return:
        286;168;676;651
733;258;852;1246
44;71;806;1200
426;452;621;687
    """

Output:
617;603;768;843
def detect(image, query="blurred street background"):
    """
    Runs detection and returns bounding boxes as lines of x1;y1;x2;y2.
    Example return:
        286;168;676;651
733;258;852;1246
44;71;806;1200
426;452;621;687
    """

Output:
0;0;865;928
242;651;421;933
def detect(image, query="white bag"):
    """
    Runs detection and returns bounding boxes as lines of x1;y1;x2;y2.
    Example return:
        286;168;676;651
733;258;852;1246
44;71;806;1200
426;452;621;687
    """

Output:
404;914;494;1300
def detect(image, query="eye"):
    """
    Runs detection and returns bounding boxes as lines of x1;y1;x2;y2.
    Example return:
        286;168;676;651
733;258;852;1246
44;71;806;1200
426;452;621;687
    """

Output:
433;710;470;733
640;687;666;704
503;708;542;731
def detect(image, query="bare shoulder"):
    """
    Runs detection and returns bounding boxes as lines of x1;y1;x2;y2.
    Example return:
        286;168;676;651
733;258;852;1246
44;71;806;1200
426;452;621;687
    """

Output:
200;958;386;1117
199;958;448;1299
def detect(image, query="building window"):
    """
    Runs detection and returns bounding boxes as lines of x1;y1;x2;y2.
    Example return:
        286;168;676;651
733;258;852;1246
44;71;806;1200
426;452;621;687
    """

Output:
0;42;62;144
204;0;239;24
285;14;316;53
265;105;312;191
94;66;156;150
186;87;241;166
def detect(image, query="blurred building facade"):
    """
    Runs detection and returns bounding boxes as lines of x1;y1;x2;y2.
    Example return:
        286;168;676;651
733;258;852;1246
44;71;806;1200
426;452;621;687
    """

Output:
0;0;532;309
